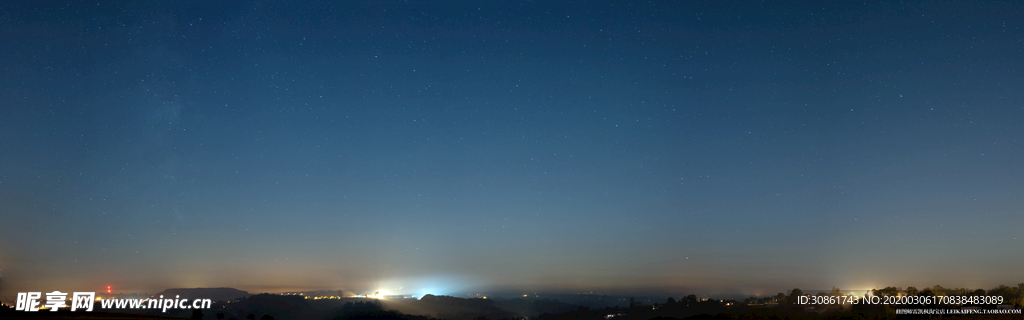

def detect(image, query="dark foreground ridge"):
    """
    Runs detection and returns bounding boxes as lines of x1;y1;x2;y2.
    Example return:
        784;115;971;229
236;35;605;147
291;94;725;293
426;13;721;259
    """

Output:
2;285;1022;320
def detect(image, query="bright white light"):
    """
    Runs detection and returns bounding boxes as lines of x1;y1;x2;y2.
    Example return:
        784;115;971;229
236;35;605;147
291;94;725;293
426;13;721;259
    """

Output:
367;275;479;300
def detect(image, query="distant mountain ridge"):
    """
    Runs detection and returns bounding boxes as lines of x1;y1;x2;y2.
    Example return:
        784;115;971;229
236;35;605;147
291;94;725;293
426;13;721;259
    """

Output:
151;287;251;302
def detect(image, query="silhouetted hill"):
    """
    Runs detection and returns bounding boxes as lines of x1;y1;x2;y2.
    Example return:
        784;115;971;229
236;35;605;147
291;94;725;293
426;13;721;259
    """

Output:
233;293;313;320
152;287;251;302
327;310;435;320
413;295;513;320
491;298;575;317
417;295;496;309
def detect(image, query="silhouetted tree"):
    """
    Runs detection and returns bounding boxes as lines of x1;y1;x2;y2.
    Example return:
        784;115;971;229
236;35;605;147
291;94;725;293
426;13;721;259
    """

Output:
192;309;205;320
247;314;255;320
972;289;986;297
217;312;225;320
260;315;274;320
873;287;899;297
787;288;803;305
1017;283;1024;306
666;297;676;305
988;285;1016;305
906;287;918;296
684;294;698;304
919;289;936;306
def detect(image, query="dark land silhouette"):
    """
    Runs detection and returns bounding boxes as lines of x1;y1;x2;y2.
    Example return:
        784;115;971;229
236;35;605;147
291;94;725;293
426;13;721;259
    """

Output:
3;283;1023;320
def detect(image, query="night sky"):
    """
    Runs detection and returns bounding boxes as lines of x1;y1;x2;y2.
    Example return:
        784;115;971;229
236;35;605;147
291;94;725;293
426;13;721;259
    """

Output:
2;1;1023;299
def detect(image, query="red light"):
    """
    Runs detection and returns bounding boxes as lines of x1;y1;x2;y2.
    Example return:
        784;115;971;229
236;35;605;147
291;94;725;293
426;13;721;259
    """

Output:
107;286;111;294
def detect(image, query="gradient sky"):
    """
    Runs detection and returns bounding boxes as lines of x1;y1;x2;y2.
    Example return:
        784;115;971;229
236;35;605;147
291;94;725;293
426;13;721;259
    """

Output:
2;1;1023;299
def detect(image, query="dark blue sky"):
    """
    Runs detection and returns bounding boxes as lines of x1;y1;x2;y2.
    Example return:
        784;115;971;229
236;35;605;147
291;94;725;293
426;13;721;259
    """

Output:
2;1;1023;298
